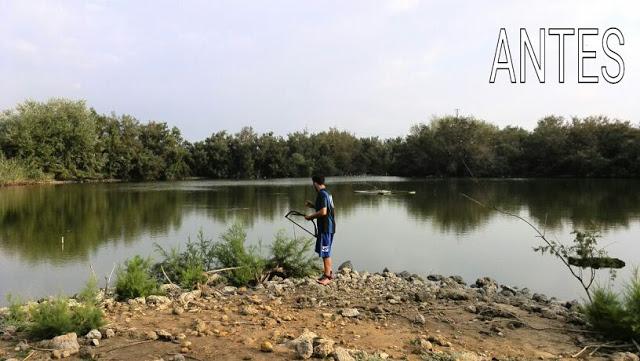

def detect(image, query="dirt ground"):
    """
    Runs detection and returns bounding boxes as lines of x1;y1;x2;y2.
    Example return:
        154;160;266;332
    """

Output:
0;271;631;361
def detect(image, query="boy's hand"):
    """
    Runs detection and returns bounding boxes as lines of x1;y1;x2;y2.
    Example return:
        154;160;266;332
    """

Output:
305;200;314;208
304;215;313;220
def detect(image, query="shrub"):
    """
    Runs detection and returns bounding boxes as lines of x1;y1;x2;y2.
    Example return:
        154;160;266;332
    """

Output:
115;255;159;300
154;230;211;289
211;223;265;286
268;231;320;278
581;269;640;340
28;297;73;339
27;277;105;339
3;294;28;330
622;269;640;337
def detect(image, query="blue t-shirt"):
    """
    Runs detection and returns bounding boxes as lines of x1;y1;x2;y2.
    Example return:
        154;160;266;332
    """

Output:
315;189;335;234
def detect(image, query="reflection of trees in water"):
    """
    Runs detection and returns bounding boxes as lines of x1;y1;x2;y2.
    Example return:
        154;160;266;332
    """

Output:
1;179;639;264
0;184;183;265
403;179;640;234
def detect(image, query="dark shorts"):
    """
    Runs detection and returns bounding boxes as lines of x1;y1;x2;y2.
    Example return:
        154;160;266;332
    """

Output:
315;233;334;258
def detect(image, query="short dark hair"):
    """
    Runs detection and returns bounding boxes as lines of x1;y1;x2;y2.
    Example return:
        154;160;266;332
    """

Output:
311;175;325;185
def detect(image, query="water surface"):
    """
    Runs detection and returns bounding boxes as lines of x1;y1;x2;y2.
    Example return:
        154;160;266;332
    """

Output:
1;177;639;303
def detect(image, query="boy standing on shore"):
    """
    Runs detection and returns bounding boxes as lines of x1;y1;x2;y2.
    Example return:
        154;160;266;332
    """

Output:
305;175;336;285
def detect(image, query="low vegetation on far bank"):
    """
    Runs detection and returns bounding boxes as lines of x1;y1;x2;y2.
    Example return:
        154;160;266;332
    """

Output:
2;98;640;186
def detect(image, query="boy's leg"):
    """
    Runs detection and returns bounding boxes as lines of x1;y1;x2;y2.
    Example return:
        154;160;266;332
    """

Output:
323;257;332;277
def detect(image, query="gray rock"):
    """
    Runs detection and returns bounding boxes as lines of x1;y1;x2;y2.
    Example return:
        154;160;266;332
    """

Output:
313;338;335;358
104;328;115;339
437;288;469;301
296;338;313;359
333;347;356;361
414;313;426;324
146;295;171;306
449;275;466;285
338;260;353;271
427;274;444;281
156;329;173;341
532;293;549;303
340;308;360;317
610;352;640;361
414;291;432;302
85;329;102;340
48;332;80;355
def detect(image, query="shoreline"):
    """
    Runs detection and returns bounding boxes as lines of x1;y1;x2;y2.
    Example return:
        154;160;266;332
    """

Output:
1;266;630;361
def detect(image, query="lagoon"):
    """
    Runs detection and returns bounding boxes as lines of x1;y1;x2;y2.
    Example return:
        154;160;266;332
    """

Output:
1;177;639;303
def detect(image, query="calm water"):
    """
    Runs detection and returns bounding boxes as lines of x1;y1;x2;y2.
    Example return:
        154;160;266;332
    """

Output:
1;177;639;303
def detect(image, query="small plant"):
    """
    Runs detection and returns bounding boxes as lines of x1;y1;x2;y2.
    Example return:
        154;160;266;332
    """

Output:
3;294;28;330
580;269;640;341
115;255;159;300
267;231;320;279
211;223;266;286
153;230;211;289
27;277;105;339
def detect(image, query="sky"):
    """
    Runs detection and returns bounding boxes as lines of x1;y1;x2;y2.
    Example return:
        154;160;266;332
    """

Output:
0;0;639;141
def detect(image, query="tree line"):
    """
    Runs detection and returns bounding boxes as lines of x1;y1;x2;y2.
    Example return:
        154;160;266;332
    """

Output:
1;98;639;183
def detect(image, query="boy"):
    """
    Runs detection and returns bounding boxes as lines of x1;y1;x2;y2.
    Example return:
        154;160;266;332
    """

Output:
305;175;336;285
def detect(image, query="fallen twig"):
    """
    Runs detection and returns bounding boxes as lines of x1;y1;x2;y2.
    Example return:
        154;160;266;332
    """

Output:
101;339;154;353
22;350;35;360
632;338;640;353
160;265;176;286
205;266;243;274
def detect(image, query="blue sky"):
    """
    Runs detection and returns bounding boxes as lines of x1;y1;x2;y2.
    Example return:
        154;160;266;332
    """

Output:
1;0;638;141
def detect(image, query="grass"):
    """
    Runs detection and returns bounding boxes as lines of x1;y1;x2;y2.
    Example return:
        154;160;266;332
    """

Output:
115;255;160;300
3;277;105;340
0;156;49;186
581;268;640;340
211;223;266;286
267;230;320;279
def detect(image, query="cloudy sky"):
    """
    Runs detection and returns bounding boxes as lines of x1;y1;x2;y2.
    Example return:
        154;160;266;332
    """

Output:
1;0;638;141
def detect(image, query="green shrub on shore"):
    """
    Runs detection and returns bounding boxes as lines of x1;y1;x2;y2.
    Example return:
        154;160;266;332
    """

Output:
153;230;211;289
268;231;320;279
115;255;159;300
3;277;106;340
581;269;640;340
211;223;266;286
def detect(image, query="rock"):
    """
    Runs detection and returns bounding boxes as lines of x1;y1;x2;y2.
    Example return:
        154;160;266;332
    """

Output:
333;347;356;361
156;329;173;341
427;335;451;347
85;329;102;340
193;319;208;332
104;328;115;339
146;295;171;306
427;274;444;281
398;271;412;279
170;355;186;361
51;350;63;359
465;305;477;313
145;330;159;340
48;332;80;355
178;290;201;304
500;285;517;297
172;306;185;315
449;275;466;285
476;304;516;319
437;288;469;300
414;291;432;302
419;339;433;351
296;338;314;359
160;283;182;296
240;305;259;316
338;260;354;272
14;340;29;351
90;338;100;346
414;313;426;324
222;286;237;294
475;277;498;293
313;338;335;358
260;340;273;352
340;308;360;317
79;346;98;359
610;352;640;361
532;293;549;303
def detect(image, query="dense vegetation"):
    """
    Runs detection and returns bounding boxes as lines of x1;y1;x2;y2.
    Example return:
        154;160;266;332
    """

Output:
1;98;640;185
115;224;319;299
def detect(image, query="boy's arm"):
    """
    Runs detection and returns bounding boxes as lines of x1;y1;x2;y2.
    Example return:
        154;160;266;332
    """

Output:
305;207;327;220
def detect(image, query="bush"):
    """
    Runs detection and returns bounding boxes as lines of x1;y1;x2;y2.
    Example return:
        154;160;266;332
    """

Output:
2;294;28;330
115;255;159;300
211;223;265;286
581;269;640;340
153;230;211;289
268;231;320;278
27;277;105;339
